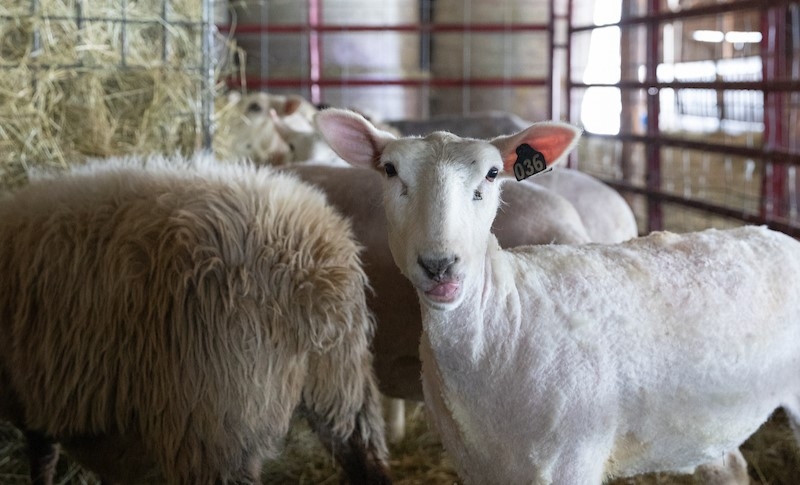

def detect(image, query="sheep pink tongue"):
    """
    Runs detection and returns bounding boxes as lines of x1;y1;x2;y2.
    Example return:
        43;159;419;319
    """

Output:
426;282;459;300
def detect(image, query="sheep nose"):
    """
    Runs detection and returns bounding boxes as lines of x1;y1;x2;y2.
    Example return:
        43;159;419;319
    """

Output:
417;255;458;282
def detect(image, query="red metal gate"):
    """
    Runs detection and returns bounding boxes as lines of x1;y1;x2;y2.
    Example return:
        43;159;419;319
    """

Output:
220;0;557;123
566;0;800;236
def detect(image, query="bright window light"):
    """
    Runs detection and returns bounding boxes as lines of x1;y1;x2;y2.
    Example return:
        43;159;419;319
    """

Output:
725;31;762;44
692;30;725;43
692;30;762;44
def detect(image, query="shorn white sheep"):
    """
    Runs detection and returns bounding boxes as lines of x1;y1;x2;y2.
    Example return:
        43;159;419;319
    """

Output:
0;155;390;484
282;163;592;443
316;108;800;484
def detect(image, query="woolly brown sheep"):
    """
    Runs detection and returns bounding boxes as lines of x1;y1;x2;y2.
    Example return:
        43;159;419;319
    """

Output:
0;155;390;485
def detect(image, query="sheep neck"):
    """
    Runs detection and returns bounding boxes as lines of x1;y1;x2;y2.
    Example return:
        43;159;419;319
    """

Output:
417;236;523;383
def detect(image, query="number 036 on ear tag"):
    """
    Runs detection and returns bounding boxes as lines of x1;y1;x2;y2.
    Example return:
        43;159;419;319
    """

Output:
513;144;548;181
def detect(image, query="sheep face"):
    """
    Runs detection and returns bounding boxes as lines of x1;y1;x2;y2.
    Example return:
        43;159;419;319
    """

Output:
377;134;505;310
316;108;582;311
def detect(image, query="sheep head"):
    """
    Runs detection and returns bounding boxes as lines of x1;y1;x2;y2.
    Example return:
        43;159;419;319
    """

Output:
317;109;581;310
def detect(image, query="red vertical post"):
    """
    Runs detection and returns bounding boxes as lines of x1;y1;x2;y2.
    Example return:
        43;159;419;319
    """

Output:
565;0;573;123
565;0;575;168
760;3;788;220
645;0;663;232
308;0;322;104
548;0;555;121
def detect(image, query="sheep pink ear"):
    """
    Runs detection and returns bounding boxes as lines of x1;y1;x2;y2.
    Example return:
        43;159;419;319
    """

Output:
315;109;397;170
491;122;582;181
281;95;305;116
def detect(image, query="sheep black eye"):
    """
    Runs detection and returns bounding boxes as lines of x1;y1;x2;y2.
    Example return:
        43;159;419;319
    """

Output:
384;163;398;178
246;102;262;113
486;167;499;181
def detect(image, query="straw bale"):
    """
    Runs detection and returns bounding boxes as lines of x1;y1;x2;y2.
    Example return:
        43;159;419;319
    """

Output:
0;0;238;191
1;404;798;483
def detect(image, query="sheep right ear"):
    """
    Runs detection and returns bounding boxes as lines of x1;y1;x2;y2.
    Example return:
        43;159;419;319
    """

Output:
315;109;396;170
491;122;582;181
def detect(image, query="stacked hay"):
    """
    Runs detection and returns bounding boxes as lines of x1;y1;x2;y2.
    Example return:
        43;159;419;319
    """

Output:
0;0;239;190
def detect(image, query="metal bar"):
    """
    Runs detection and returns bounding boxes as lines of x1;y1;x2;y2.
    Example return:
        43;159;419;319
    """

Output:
200;0;215;150
0;14;200;26
565;0;573;130
547;0;555;121
571;80;800;91
619;2;634;186
419;0;432;118
216;23;550;35
571;0;788;32
308;0;321;104
582;131;800;168
645;0;663;232
761;3;790;219
30;0;40;56
460;0;472;115
230;77;549;89
606;179;800;238
162;0;169;63
120;0;128;67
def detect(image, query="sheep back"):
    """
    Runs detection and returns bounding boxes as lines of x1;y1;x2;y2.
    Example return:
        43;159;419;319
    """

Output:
0;155;383;484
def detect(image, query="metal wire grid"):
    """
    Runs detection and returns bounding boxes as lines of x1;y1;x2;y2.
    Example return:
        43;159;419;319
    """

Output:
0;0;218;149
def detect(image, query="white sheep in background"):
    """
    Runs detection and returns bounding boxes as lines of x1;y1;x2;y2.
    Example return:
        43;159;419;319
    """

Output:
227;91;318;165
316;108;800;484
0;154;390;485
270;109;349;166
532;168;638;243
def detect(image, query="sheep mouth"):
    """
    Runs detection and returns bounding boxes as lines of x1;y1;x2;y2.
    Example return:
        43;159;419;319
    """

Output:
422;281;461;304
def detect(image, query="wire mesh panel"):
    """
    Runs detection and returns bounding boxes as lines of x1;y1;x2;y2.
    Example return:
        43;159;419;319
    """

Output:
567;0;800;236
0;0;223;189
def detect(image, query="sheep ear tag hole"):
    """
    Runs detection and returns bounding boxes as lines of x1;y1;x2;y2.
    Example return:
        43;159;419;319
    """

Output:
513;143;551;181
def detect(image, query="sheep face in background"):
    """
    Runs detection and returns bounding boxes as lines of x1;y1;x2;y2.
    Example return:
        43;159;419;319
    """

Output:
0;155;390;485
227;92;318;165
270;109;347;165
317;108;800;484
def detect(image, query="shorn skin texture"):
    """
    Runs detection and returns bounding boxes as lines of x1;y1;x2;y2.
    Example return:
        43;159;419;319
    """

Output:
316;108;800;484
0;154;390;485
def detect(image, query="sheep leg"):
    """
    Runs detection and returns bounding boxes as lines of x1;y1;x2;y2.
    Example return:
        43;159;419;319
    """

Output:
694;449;750;485
25;430;59;485
303;405;391;485
384;397;406;443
